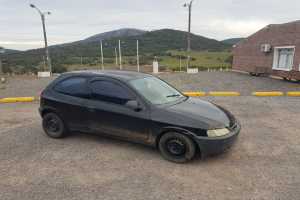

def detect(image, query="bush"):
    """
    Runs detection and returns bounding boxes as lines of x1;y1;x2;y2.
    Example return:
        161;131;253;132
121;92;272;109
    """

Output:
2;65;12;73
104;58;114;64
53;64;67;73
225;55;233;64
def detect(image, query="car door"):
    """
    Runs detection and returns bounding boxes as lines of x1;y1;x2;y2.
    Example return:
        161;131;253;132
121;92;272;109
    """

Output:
85;77;151;142
52;76;90;131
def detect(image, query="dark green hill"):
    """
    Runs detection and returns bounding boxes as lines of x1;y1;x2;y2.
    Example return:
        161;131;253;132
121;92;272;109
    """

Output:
83;28;146;43
0;47;20;54
222;38;244;45
3;29;231;73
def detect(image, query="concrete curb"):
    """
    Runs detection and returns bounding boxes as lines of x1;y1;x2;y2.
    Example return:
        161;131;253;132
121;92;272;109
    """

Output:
286;91;300;97
0;97;36;103
1;91;300;104
252;92;284;97
208;92;241;97
183;92;206;97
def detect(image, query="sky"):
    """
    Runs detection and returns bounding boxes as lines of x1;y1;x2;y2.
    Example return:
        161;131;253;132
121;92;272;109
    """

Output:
0;0;299;50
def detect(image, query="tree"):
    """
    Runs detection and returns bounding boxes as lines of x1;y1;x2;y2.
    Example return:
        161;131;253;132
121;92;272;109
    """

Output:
0;46;5;54
225;55;233;64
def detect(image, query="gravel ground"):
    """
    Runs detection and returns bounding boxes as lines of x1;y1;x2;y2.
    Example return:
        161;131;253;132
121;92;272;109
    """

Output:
0;72;300;200
0;75;56;98
159;71;300;95
1;71;300;98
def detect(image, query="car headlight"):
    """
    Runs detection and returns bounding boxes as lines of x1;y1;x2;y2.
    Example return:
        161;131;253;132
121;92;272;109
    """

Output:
207;128;230;137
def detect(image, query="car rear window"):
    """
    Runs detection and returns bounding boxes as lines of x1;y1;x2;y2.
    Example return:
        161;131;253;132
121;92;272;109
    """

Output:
54;77;90;98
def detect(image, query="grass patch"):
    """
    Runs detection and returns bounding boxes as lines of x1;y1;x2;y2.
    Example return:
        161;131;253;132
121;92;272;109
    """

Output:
160;50;232;71
60;50;233;72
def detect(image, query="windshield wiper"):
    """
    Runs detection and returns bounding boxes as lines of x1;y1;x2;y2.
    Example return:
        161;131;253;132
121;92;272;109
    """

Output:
166;94;181;98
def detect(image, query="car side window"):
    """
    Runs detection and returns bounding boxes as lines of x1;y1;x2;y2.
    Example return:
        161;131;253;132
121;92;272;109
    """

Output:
90;80;133;105
54;77;90;98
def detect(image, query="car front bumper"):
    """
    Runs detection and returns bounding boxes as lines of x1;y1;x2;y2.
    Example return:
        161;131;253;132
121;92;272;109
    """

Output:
194;122;241;158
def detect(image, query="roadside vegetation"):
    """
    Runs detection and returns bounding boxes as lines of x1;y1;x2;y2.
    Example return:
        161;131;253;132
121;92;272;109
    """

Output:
1;50;232;73
160;50;232;71
1;29;233;74
48;50;232;72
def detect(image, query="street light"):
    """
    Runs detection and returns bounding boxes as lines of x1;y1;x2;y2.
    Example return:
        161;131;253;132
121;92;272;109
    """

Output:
184;0;194;52
30;4;52;75
184;0;194;70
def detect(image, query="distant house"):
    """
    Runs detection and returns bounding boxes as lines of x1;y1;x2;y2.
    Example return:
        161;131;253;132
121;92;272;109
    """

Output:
232;20;300;81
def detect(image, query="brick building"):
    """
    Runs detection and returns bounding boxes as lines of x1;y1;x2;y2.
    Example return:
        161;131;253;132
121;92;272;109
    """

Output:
233;20;300;80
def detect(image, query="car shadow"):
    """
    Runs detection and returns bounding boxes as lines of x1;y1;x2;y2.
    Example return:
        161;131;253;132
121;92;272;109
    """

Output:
62;131;235;164
66;131;159;155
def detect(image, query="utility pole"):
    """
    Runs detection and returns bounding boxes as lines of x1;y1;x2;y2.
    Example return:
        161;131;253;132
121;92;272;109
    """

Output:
100;41;104;70
118;40;122;70
115;48;118;67
30;4;52;75
184;0;194;70
137;40;140;72
0;59;2;75
179;55;182;72
0;47;4;75
43;55;46;71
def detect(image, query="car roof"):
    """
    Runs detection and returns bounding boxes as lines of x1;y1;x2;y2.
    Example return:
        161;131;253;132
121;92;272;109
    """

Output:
63;70;153;81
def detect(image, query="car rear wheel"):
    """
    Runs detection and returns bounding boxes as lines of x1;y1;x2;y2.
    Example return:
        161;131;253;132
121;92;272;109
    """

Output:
42;113;67;138
158;132;196;163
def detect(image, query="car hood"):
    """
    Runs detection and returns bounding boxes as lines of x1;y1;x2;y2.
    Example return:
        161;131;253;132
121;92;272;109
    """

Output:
152;97;230;130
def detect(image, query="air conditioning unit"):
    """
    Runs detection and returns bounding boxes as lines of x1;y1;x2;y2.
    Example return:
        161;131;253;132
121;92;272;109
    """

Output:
260;44;272;52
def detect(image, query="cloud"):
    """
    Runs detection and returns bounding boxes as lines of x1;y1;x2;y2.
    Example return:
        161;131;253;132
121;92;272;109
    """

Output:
0;0;299;50
0;41;43;45
197;19;269;39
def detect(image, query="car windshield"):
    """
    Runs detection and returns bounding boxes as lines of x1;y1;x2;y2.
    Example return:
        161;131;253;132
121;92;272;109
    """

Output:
129;76;186;105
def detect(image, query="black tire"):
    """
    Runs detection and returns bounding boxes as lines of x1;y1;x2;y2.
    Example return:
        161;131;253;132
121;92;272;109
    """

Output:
42;113;67;138
158;132;196;163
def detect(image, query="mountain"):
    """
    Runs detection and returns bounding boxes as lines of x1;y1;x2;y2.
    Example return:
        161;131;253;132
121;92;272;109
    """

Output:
0;47;20;54
4;28;231;73
83;28;146;43
131;29;229;52
222;38;244;45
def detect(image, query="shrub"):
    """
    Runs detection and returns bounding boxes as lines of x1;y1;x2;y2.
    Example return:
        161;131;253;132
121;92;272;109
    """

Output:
53;64;67;73
225;55;233;64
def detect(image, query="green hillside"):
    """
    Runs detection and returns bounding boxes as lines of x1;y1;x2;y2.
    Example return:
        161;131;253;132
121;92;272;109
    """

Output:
3;29;231;73
222;38;244;45
160;50;232;71
0;47;19;54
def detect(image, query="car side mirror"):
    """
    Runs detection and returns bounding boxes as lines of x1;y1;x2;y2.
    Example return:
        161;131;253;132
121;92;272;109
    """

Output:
126;100;142;112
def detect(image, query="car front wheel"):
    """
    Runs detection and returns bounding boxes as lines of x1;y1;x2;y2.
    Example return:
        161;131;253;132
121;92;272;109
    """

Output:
158;132;196;163
42;113;67;138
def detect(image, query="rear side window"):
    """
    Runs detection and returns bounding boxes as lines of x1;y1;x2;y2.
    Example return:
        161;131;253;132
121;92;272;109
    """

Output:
90;80;133;105
54;77;90;98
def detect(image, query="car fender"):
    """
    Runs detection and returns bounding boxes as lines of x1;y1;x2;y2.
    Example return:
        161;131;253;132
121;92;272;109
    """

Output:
155;126;198;147
39;105;61;117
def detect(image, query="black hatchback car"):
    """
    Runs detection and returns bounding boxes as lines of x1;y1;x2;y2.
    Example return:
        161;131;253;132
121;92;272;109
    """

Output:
39;70;241;163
